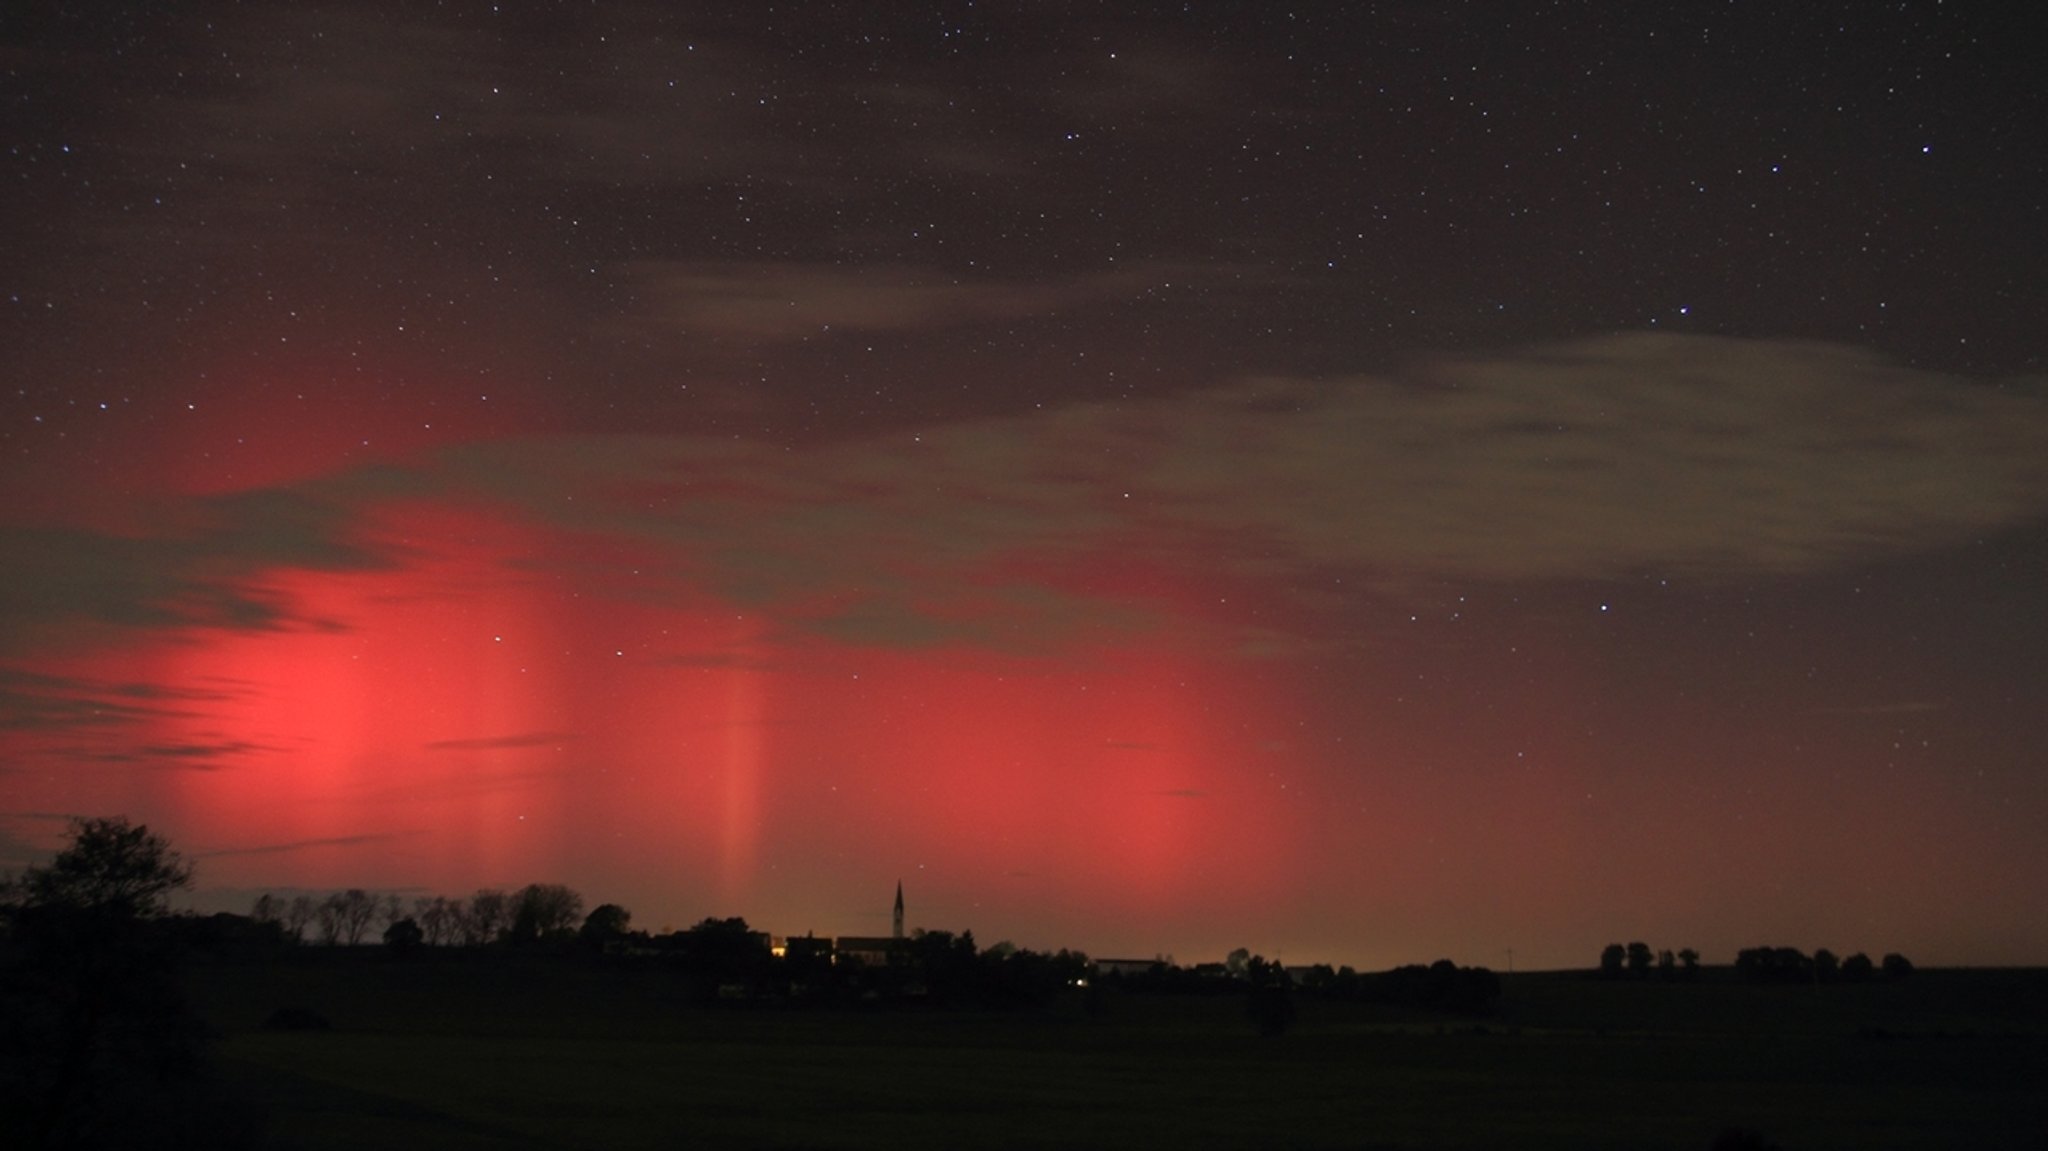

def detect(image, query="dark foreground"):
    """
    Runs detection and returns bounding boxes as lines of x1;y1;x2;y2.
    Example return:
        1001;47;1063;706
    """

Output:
182;957;2045;1150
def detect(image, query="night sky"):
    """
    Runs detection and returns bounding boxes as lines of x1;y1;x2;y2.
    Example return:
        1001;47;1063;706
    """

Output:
5;3;2045;969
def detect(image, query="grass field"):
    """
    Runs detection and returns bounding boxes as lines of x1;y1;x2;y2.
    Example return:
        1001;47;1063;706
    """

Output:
182;955;2048;1149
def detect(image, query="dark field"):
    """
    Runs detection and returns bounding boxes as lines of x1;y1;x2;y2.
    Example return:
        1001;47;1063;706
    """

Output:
184;956;2048;1150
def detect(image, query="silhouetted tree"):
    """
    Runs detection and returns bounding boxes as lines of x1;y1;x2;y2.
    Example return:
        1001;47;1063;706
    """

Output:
1244;954;1291;989
1735;946;1812;984
314;895;344;945
509;883;583;944
1881;952;1914;980
1678;947;1701;978
317;889;377;945
341;889;379;944
1332;964;1362;995
445;899;474;946
1657;949;1676;979
413;895;455;946
250;892;281;928
464;888;510;945
382;916;425;958
284;893;317;942
1373;959;1502;1012
673;917;771;997
1298;963;1339;993
980;946;1087;1008
1841;952;1875;982
1813;948;1840;982
17;817;191;915
902;928;981;1000
579;903;632;950
1599;943;1627;979
0;818;243;1148
1626;941;1654;977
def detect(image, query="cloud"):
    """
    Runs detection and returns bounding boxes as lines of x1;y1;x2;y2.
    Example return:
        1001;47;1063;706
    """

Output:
1124;333;2048;581
794;585;1158;653
0;812;170;867
424;731;580;751
0;669;227;734
86;740;276;770
37;5;1165;264
9;335;2041;661
0;677;165;734
613;261;1204;342
406;334;2046;646
194;833;416;860
0;488;387;655
0;815;67;868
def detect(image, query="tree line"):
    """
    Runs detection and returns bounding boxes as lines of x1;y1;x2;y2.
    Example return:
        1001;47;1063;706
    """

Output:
1598;941;1702;979
1096;951;1504;1032
237;886;1098;1008
1597;941;1914;983
1732;945;1913;984
0;815;1942;1148
247;883;585;949
685;923;1094;1010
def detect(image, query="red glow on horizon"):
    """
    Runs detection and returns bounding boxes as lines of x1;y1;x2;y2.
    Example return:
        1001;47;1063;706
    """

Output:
7;453;2021;968
1;496;1307;942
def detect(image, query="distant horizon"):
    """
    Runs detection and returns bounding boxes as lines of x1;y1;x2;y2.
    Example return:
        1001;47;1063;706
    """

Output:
153;876;1955;976
7;5;2045;973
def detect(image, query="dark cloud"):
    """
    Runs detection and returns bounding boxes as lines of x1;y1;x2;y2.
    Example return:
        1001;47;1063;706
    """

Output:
407;335;2048;648
0;672;275;772
0;488;388;655
611;260;1247;343
87;740;275;770
795;585;1154;653
0;680;162;734
194;832;415;860
0;669;217;733
0;828;40;868
7;337;2037;663
0;812;108;868
423;731;580;752
5;0;2044;971
1146;334;2048;581
26;4;1146;269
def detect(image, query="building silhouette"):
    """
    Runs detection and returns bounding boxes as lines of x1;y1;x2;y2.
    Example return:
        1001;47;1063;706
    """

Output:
831;880;908;966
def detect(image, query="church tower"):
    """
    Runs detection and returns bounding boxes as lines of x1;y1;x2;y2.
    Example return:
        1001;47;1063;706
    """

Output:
892;880;904;940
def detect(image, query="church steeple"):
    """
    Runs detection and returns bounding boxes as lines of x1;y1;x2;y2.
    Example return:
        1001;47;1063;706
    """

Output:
892;880;904;940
